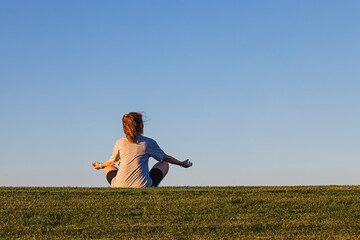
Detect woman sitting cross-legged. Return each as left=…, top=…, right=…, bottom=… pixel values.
left=92, top=112, right=192, bottom=188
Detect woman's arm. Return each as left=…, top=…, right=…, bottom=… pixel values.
left=92, top=140, right=120, bottom=170
left=92, top=159, right=115, bottom=170
left=163, top=153, right=192, bottom=168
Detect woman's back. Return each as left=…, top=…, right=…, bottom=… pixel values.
left=110, top=135, right=164, bottom=188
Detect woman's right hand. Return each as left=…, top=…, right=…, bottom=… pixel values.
left=182, top=159, right=193, bottom=168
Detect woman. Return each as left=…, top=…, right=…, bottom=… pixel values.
left=92, top=112, right=192, bottom=188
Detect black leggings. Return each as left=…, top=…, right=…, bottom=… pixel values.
left=149, top=168, right=164, bottom=187
left=106, top=168, right=164, bottom=187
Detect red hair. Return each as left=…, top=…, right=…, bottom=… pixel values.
left=122, top=112, right=143, bottom=143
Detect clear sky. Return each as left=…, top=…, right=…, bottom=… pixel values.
left=1, top=1, right=359, bottom=187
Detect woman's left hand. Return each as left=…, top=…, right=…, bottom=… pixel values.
left=92, top=162, right=101, bottom=170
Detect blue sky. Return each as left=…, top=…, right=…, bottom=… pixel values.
left=1, top=1, right=359, bottom=186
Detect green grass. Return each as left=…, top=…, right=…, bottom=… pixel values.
left=1, top=186, right=360, bottom=239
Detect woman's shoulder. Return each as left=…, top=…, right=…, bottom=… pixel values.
left=118, top=135, right=158, bottom=145
left=139, top=135, right=157, bottom=144
left=117, top=136, right=128, bottom=144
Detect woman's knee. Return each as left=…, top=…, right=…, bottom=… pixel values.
left=104, top=166, right=118, bottom=185
left=104, top=165, right=118, bottom=176
left=152, top=161, right=169, bottom=177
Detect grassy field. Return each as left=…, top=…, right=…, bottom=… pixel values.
left=1, top=186, right=360, bottom=239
